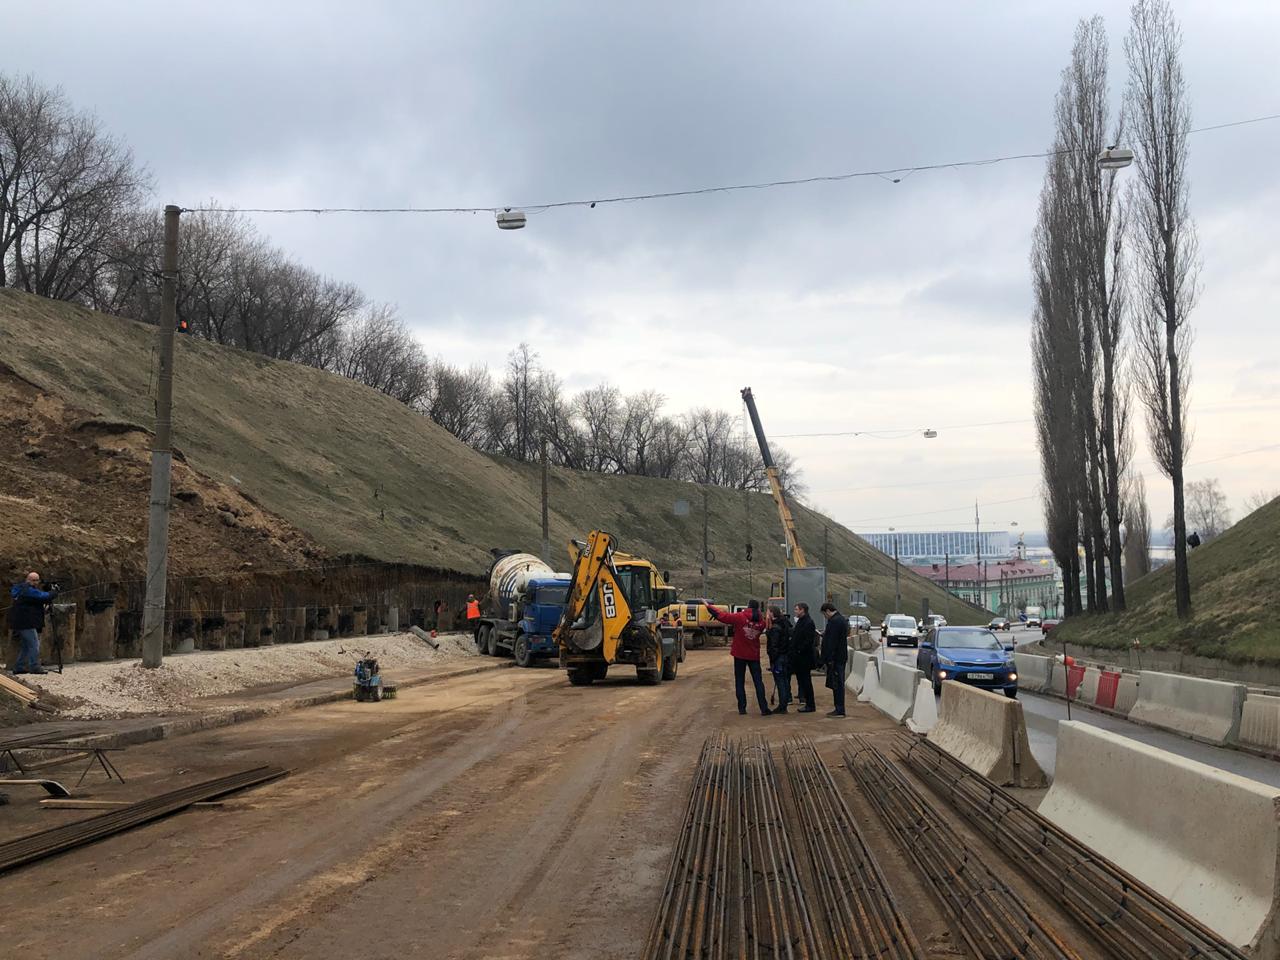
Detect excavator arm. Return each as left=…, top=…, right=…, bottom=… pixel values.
left=554, top=529, right=636, bottom=663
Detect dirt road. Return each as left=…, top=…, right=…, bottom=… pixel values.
left=2, top=650, right=1108, bottom=960
left=0, top=653, right=807, bottom=958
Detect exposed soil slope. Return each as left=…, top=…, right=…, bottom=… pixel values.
left=0, top=289, right=979, bottom=622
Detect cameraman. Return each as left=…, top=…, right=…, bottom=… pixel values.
left=8, top=571, right=57, bottom=675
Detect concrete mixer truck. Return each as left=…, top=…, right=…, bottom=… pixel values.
left=473, top=551, right=573, bottom=667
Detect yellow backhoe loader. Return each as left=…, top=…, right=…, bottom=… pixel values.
left=554, top=530, right=684, bottom=686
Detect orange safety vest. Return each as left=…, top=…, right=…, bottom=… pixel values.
left=466, top=599, right=481, bottom=620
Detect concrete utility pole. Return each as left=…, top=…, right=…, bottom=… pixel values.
left=974, top=501, right=982, bottom=612
left=540, top=437, right=550, bottom=564
left=141, top=204, right=181, bottom=669
left=891, top=529, right=900, bottom=613
left=944, top=552, right=951, bottom=617
left=701, top=486, right=709, bottom=598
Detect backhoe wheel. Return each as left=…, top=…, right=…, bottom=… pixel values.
left=687, top=629, right=706, bottom=650
left=513, top=635, right=533, bottom=668
left=637, top=667, right=661, bottom=686
left=567, top=668, right=594, bottom=686
left=590, top=662, right=609, bottom=682
left=661, top=648, right=678, bottom=681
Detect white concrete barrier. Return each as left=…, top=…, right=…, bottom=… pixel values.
left=1040, top=721, right=1280, bottom=956
left=1241, top=696, right=1280, bottom=754
left=847, top=650, right=875, bottom=695
left=906, top=679, right=938, bottom=734
left=871, top=659, right=921, bottom=724
left=1079, top=665, right=1101, bottom=704
left=1114, top=674, right=1139, bottom=715
left=1128, top=670, right=1246, bottom=745
left=857, top=658, right=880, bottom=703
left=1013, top=653, right=1053, bottom=693
left=927, top=681, right=1046, bottom=788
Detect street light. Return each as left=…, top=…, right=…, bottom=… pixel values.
left=1097, top=146, right=1134, bottom=170
left=495, top=208, right=527, bottom=230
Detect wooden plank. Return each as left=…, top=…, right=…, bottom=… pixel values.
left=0, top=674, right=38, bottom=703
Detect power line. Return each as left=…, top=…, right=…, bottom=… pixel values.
left=186, top=112, right=1280, bottom=218
left=776, top=418, right=1032, bottom=440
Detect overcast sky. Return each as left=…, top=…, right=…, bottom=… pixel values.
left=13, top=1, right=1280, bottom=538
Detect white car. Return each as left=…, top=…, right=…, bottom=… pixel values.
left=1026, top=615, right=1042, bottom=628
left=884, top=614, right=921, bottom=648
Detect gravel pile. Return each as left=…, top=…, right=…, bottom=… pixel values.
left=29, top=631, right=479, bottom=719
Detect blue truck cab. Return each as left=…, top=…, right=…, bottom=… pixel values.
left=474, top=577, right=571, bottom=668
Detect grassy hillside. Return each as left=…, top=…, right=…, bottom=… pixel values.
left=1056, top=496, right=1280, bottom=662
left=0, top=289, right=980, bottom=623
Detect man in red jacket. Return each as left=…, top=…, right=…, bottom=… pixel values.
left=705, top=599, right=772, bottom=716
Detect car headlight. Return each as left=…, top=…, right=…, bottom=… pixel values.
left=936, top=655, right=955, bottom=667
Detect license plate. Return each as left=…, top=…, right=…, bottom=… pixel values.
left=966, top=672, right=995, bottom=681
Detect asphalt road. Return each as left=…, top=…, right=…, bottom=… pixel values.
left=874, top=624, right=1280, bottom=786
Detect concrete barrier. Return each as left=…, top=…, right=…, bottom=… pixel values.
left=871, top=659, right=922, bottom=723
left=1114, top=673, right=1139, bottom=715
left=927, top=681, right=1046, bottom=788
left=1013, top=652, right=1053, bottom=693
left=857, top=658, right=880, bottom=703
left=848, top=651, right=875, bottom=695
left=1128, top=670, right=1246, bottom=745
left=906, top=679, right=938, bottom=734
left=1241, top=696, right=1280, bottom=754
left=1039, top=721, right=1280, bottom=955
left=1079, top=665, right=1101, bottom=704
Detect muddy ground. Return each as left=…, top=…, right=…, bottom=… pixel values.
left=0, top=651, right=1104, bottom=959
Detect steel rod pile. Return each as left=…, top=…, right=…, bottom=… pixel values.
left=643, top=734, right=734, bottom=960
left=780, top=737, right=924, bottom=959
left=736, top=734, right=822, bottom=960
left=893, top=733, right=1248, bottom=960
left=843, top=737, right=1081, bottom=960
left=0, top=765, right=287, bottom=873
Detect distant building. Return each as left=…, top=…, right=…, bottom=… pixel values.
left=862, top=530, right=1011, bottom=564
left=910, top=559, right=1059, bottom=616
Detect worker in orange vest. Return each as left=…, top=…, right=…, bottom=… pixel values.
left=466, top=594, right=481, bottom=630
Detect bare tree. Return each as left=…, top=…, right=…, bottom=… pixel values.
left=0, top=73, right=150, bottom=300
left=1125, top=0, right=1198, bottom=616
left=427, top=362, right=493, bottom=446
left=1244, top=490, right=1279, bottom=514
left=1122, top=472, right=1152, bottom=582
left=1171, top=478, right=1229, bottom=541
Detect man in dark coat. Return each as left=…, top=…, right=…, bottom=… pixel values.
left=8, top=571, right=56, bottom=675
left=765, top=606, right=793, bottom=714
left=789, top=602, right=817, bottom=713
left=819, top=602, right=849, bottom=717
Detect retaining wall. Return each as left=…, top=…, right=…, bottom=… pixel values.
left=1039, top=721, right=1280, bottom=957
left=926, top=680, right=1046, bottom=788
left=871, top=659, right=922, bottom=723
left=1128, top=670, right=1246, bottom=745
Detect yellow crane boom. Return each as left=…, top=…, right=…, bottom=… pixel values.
left=741, top=387, right=807, bottom=568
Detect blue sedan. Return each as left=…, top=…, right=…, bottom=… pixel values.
left=916, top=626, right=1018, bottom=698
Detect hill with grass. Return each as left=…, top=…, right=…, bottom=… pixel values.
left=1056, top=496, right=1280, bottom=662
left=0, top=288, right=982, bottom=624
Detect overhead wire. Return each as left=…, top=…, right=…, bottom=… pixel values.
left=185, top=112, right=1280, bottom=218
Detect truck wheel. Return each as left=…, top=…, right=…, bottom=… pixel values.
left=661, top=650, right=678, bottom=681
left=637, top=667, right=661, bottom=685
left=513, top=635, right=533, bottom=668
left=487, top=627, right=502, bottom=657
left=474, top=625, right=488, bottom=653
left=567, top=668, right=594, bottom=686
